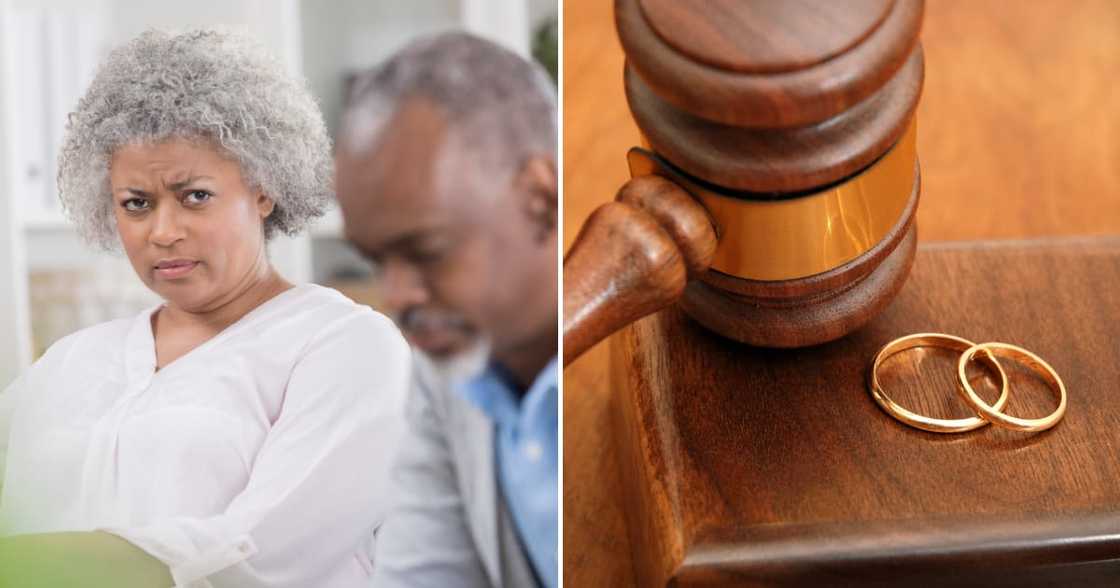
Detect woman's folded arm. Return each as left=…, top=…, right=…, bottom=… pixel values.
left=103, top=311, right=411, bottom=588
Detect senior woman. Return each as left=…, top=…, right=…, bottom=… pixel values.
left=0, top=30, right=409, bottom=588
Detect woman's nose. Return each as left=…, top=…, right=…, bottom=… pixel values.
left=149, top=203, right=186, bottom=247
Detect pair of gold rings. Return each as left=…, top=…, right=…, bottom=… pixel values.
left=869, top=333, right=1067, bottom=434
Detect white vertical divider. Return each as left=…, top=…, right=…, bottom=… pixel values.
left=0, top=0, right=34, bottom=385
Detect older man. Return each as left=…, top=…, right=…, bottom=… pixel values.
left=334, top=33, right=557, bottom=588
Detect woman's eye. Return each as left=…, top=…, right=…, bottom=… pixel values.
left=184, top=190, right=212, bottom=205
left=122, top=198, right=149, bottom=212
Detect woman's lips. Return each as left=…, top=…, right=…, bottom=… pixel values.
left=153, top=260, right=199, bottom=279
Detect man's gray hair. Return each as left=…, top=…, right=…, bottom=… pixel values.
left=58, top=29, right=333, bottom=249
left=341, top=31, right=557, bottom=176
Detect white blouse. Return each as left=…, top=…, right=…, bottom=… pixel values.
left=0, top=284, right=411, bottom=588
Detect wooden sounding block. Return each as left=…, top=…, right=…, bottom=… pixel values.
left=563, top=0, right=926, bottom=363
left=611, top=237, right=1120, bottom=586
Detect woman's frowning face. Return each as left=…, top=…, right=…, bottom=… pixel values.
left=109, top=138, right=275, bottom=312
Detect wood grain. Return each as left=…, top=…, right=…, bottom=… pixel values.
left=561, top=3, right=640, bottom=578
left=563, top=176, right=715, bottom=365
left=614, top=176, right=717, bottom=279
left=616, top=0, right=923, bottom=128
left=636, top=0, right=893, bottom=74
left=626, top=47, right=923, bottom=192
left=613, top=237, right=1120, bottom=586
left=563, top=0, right=1120, bottom=586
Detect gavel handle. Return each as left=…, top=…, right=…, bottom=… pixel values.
left=563, top=175, right=717, bottom=366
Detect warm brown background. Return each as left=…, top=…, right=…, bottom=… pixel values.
left=562, top=0, right=1120, bottom=585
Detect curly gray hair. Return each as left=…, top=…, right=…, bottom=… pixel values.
left=58, top=28, right=332, bottom=248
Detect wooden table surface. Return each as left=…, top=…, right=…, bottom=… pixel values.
left=562, top=1, right=1120, bottom=585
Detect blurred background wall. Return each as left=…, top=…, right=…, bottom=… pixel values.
left=0, top=0, right=558, bottom=386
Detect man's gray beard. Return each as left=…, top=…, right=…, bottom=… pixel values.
left=421, top=336, right=492, bottom=386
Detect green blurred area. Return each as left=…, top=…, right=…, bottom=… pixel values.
left=532, top=14, right=558, bottom=85
left=0, top=532, right=171, bottom=588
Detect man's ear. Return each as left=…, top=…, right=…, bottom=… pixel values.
left=516, top=156, right=557, bottom=243
left=257, top=192, right=276, bottom=219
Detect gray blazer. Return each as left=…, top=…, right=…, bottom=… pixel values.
left=370, top=354, right=538, bottom=588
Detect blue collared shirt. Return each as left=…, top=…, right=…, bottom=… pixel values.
left=461, top=357, right=558, bottom=588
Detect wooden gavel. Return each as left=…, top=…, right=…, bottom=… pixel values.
left=564, top=0, right=925, bottom=365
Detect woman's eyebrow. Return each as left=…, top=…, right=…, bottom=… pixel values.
left=165, top=176, right=215, bottom=191
left=114, top=176, right=215, bottom=196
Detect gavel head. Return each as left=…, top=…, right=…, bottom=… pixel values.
left=615, top=0, right=924, bottom=347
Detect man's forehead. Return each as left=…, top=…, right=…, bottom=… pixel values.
left=342, top=100, right=442, bottom=186
left=338, top=98, right=480, bottom=219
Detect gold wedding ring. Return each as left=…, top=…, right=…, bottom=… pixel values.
left=957, top=342, right=1068, bottom=433
left=869, top=334, right=1068, bottom=435
left=869, top=333, right=1009, bottom=433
